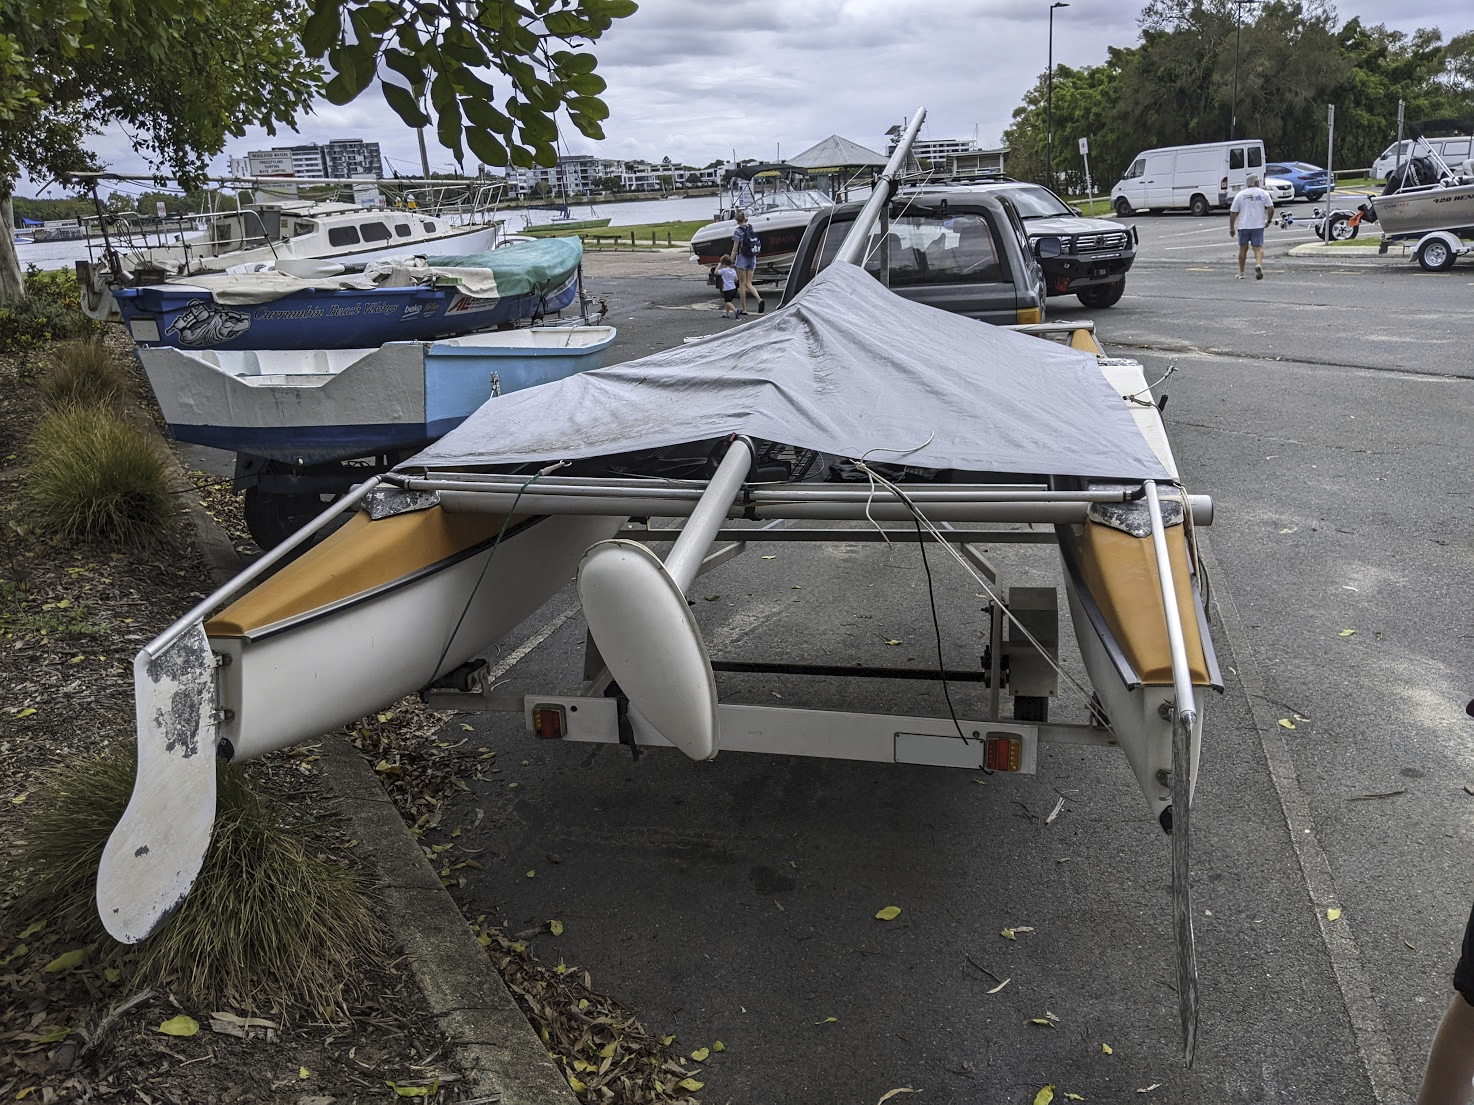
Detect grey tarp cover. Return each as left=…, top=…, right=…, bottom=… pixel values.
left=401, top=262, right=1172, bottom=481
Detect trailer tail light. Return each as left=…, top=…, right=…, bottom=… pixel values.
left=986, top=734, right=1023, bottom=772
left=532, top=703, right=566, bottom=739
left=1016, top=307, right=1042, bottom=325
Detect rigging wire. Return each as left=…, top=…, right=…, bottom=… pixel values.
left=429, top=462, right=568, bottom=684
left=854, top=458, right=1115, bottom=731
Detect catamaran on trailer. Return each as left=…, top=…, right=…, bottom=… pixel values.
left=98, top=110, right=1214, bottom=1062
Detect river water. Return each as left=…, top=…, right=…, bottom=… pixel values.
left=14, top=193, right=730, bottom=272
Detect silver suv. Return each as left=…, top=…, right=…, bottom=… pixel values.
left=906, top=178, right=1137, bottom=308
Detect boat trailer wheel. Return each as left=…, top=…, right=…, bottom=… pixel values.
left=1416, top=237, right=1456, bottom=272
left=242, top=487, right=339, bottom=551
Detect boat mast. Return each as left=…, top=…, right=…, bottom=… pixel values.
left=830, top=108, right=926, bottom=268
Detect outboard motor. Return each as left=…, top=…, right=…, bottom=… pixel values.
left=1383, top=155, right=1444, bottom=195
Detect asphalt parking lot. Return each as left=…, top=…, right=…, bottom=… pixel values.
left=429, top=235, right=1473, bottom=1103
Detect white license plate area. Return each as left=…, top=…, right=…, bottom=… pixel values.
left=130, top=317, right=161, bottom=343
left=894, top=727, right=1038, bottom=773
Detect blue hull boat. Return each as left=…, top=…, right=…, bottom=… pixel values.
left=135, top=326, right=617, bottom=466
left=114, top=238, right=584, bottom=351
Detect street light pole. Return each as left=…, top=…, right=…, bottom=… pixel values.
left=1046, top=1, right=1069, bottom=186
left=1230, top=0, right=1261, bottom=141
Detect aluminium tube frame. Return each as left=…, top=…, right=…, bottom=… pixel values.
left=1144, top=478, right=1200, bottom=1065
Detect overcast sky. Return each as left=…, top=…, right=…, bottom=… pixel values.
left=31, top=0, right=1474, bottom=194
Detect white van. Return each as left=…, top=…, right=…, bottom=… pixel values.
left=1110, top=139, right=1268, bottom=217
left=1371, top=136, right=1474, bottom=181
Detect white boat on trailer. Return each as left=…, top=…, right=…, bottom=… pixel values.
left=99, top=110, right=1215, bottom=1062
left=76, top=174, right=510, bottom=321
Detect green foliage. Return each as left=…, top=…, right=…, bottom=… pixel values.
left=0, top=268, right=93, bottom=351
left=40, top=338, right=129, bottom=414
left=5, top=742, right=381, bottom=1012
left=23, top=406, right=174, bottom=547
left=1003, top=2, right=1474, bottom=189
left=304, top=0, right=639, bottom=170
left=0, top=0, right=321, bottom=192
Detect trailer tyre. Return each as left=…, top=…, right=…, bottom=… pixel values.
left=1189, top=193, right=1211, bottom=217
left=243, top=488, right=336, bottom=551
left=1326, top=214, right=1357, bottom=241
left=1113, top=197, right=1134, bottom=217
left=1416, top=237, right=1457, bottom=272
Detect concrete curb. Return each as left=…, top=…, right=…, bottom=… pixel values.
left=152, top=421, right=577, bottom=1104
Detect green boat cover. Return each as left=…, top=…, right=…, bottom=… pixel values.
left=425, top=237, right=582, bottom=298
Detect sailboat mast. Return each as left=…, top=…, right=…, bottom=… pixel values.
left=830, top=108, right=926, bottom=268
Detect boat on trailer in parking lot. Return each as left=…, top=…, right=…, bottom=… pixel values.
left=97, top=109, right=1217, bottom=1063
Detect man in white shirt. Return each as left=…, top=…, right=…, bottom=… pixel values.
left=1228, top=173, right=1274, bottom=280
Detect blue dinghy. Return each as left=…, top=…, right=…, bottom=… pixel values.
left=114, top=238, right=584, bottom=351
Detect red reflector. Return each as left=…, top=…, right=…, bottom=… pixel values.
left=986, top=736, right=1021, bottom=772
left=534, top=707, right=564, bottom=740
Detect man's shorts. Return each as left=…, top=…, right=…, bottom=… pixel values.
left=1454, top=900, right=1474, bottom=1006
left=1238, top=227, right=1265, bottom=248
left=734, top=254, right=756, bottom=270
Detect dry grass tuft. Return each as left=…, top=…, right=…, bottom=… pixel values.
left=39, top=338, right=130, bottom=413
left=5, top=742, right=382, bottom=1015
left=23, top=405, right=174, bottom=546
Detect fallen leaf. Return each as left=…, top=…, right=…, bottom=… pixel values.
left=38, top=1027, right=69, bottom=1044
left=157, top=1015, right=199, bottom=1037
left=1001, top=925, right=1035, bottom=940
left=1327, top=907, right=1343, bottom=921
left=1339, top=629, right=1356, bottom=637
left=704, top=595, right=721, bottom=601
left=103, top=967, right=120, bottom=983
left=1102, top=1043, right=1114, bottom=1054
left=565, top=1076, right=587, bottom=1094
left=713, top=1040, right=726, bottom=1052
left=526, top=870, right=535, bottom=878
left=548, top=919, right=564, bottom=936
left=0, top=945, right=27, bottom=966
left=691, top=1047, right=710, bottom=1061
left=886, top=638, right=903, bottom=646
left=815, top=1016, right=838, bottom=1024
left=460, top=724, right=474, bottom=731
left=1034, top=1087, right=1055, bottom=1105
left=986, top=978, right=1012, bottom=995
left=377, top=711, right=394, bottom=722
left=1046, top=797, right=1065, bottom=823
left=299, top=1067, right=310, bottom=1079
left=875, top=906, right=902, bottom=921
left=42, top=949, right=84, bottom=973
left=1066, top=1095, right=1086, bottom=1101
left=678, top=1079, right=704, bottom=1091
left=1030, top=1018, right=1057, bottom=1028
left=876, top=1092, right=917, bottom=1105
left=1278, top=718, right=1296, bottom=730
left=761, top=555, right=776, bottom=560
left=14, top=707, right=37, bottom=719
left=1136, top=1084, right=1161, bottom=1094
left=386, top=1080, right=440, bottom=1098
left=1406, top=941, right=1417, bottom=951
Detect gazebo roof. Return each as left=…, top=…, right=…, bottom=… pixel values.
left=786, top=135, right=889, bottom=171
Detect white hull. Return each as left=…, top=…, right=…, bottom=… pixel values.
left=1065, top=574, right=1203, bottom=824
left=215, top=512, right=622, bottom=760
